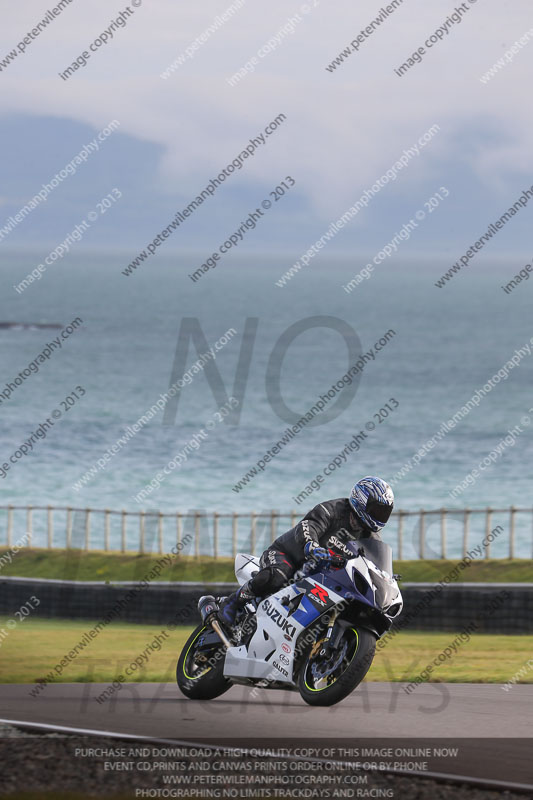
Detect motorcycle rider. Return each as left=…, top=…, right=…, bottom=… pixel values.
left=219, top=476, right=394, bottom=628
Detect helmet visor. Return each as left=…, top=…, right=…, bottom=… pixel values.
left=366, top=497, right=393, bottom=524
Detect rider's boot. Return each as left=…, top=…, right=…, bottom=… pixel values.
left=218, top=581, right=255, bottom=628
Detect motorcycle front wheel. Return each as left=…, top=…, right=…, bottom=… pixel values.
left=177, top=623, right=232, bottom=700
left=298, top=626, right=375, bottom=706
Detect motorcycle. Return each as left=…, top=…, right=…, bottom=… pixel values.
left=177, top=538, right=402, bottom=707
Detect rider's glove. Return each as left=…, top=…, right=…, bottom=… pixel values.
left=330, top=555, right=347, bottom=569
left=304, top=542, right=330, bottom=561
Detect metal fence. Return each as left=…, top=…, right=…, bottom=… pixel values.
left=0, top=505, right=532, bottom=560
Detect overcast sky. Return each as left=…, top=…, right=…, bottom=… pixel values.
left=1, top=0, right=532, bottom=258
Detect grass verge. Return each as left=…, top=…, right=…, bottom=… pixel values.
left=0, top=617, right=531, bottom=685
left=1, top=548, right=532, bottom=583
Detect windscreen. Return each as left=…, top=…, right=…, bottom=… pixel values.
left=358, top=537, right=394, bottom=576
left=340, top=537, right=394, bottom=575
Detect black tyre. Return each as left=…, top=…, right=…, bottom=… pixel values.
left=298, top=626, right=375, bottom=707
left=177, top=624, right=232, bottom=700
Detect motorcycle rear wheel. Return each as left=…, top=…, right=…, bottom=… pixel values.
left=177, top=623, right=232, bottom=700
left=298, top=626, right=375, bottom=706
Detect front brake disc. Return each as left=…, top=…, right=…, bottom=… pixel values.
left=310, top=640, right=348, bottom=680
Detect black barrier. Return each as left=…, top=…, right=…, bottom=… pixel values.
left=0, top=577, right=532, bottom=632
left=0, top=577, right=234, bottom=626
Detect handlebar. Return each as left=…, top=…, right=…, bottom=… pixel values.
left=294, top=554, right=347, bottom=581
left=293, top=560, right=317, bottom=580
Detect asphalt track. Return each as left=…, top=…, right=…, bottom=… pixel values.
left=1, top=682, right=532, bottom=787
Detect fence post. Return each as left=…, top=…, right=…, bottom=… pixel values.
left=397, top=511, right=404, bottom=561
left=509, top=506, right=516, bottom=559
left=213, top=512, right=219, bottom=559
left=66, top=507, right=72, bottom=549
left=84, top=509, right=91, bottom=551
left=232, top=513, right=238, bottom=559
left=176, top=513, right=182, bottom=549
left=462, top=509, right=470, bottom=558
left=251, top=512, right=256, bottom=555
left=26, top=506, right=33, bottom=548
left=158, top=513, right=164, bottom=554
left=195, top=512, right=201, bottom=558
left=121, top=510, right=127, bottom=552
left=139, top=512, right=145, bottom=554
left=47, top=506, right=53, bottom=549
left=270, top=511, right=277, bottom=545
left=16, top=505, right=522, bottom=559
left=419, top=510, right=425, bottom=559
left=7, top=505, right=13, bottom=548
left=104, top=510, right=110, bottom=552
left=440, top=509, right=446, bottom=560
left=291, top=510, right=297, bottom=527
left=485, top=508, right=493, bottom=559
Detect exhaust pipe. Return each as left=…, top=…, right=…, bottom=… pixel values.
left=198, top=595, right=217, bottom=621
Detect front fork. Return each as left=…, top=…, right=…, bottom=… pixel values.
left=210, top=618, right=232, bottom=650
left=310, top=608, right=340, bottom=659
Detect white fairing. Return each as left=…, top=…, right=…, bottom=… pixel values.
left=234, top=553, right=260, bottom=586
left=223, top=590, right=299, bottom=683
left=223, top=578, right=345, bottom=684
left=223, top=551, right=402, bottom=684
left=348, top=553, right=403, bottom=619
